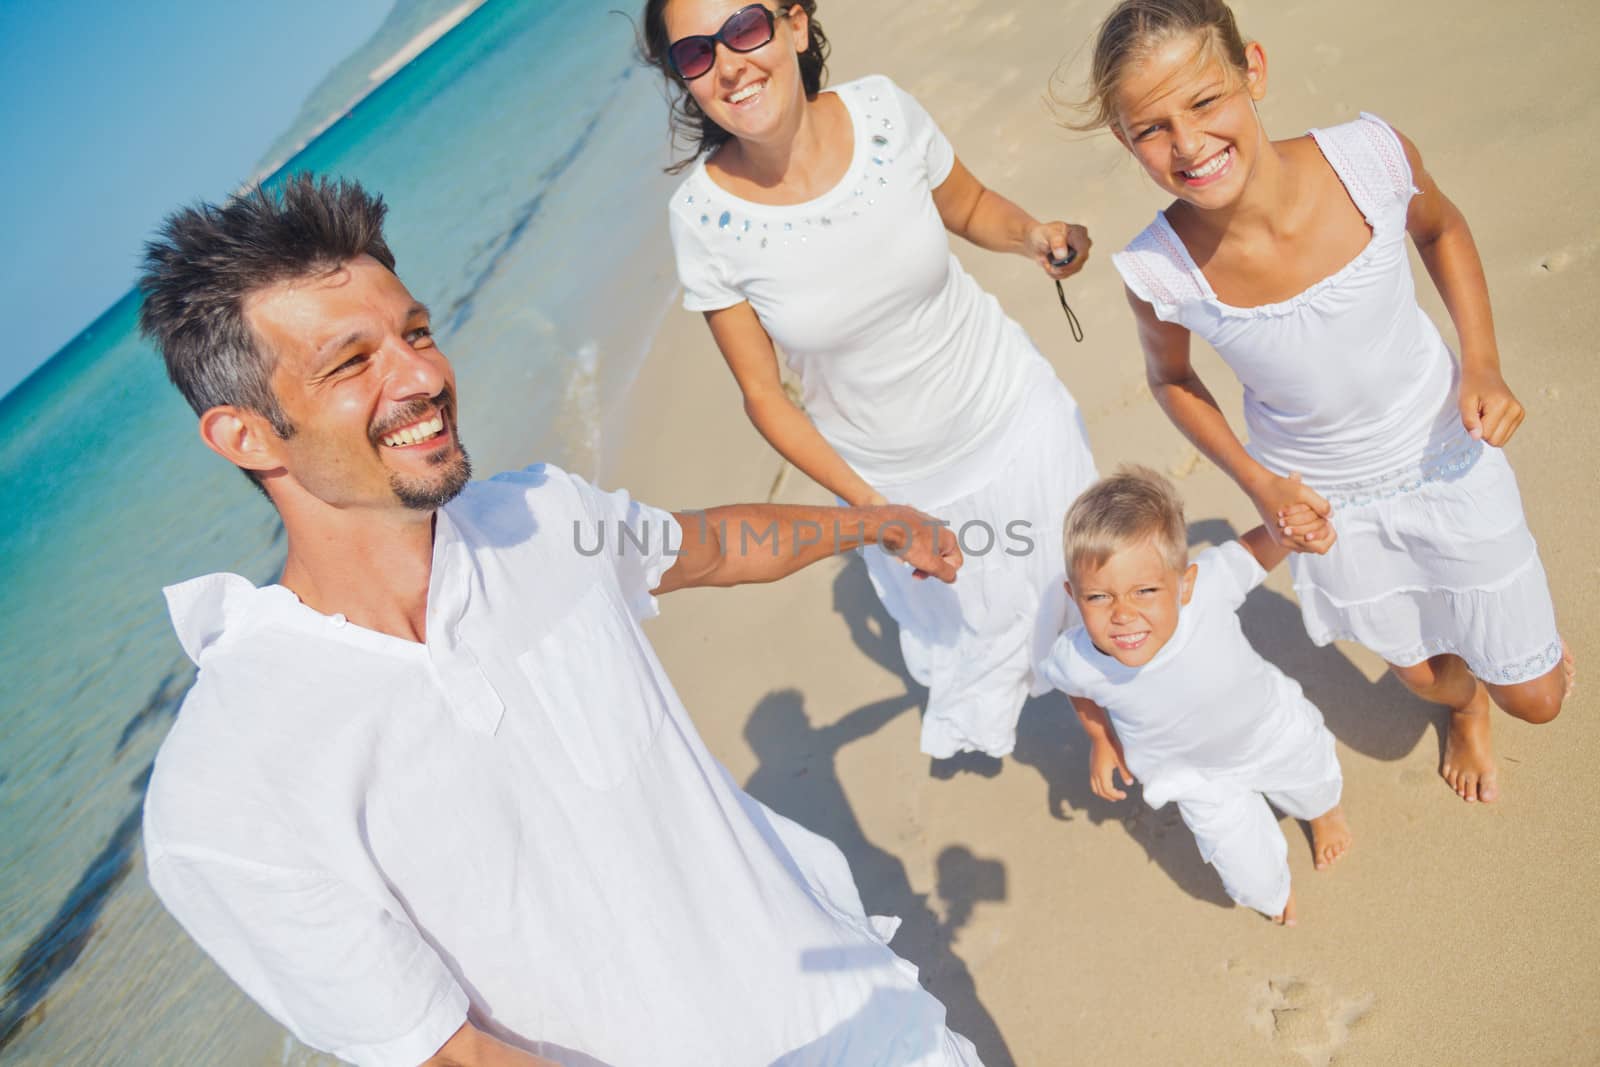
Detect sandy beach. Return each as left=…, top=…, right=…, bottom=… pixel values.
left=606, top=0, right=1600, bottom=1062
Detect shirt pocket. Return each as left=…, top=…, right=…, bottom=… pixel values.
left=516, top=583, right=667, bottom=790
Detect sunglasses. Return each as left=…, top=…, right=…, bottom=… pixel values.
left=667, top=4, right=792, bottom=82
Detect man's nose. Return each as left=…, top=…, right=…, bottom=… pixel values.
left=383, top=337, right=448, bottom=399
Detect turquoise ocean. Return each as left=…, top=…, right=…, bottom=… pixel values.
left=0, top=2, right=681, bottom=1060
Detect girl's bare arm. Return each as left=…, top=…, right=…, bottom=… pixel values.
left=1394, top=128, right=1524, bottom=446
left=1130, top=287, right=1335, bottom=553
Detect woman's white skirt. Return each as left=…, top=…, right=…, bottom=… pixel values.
left=864, top=368, right=1097, bottom=758
left=1292, top=435, right=1562, bottom=685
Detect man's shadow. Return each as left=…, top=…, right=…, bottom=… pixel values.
left=743, top=685, right=1016, bottom=1066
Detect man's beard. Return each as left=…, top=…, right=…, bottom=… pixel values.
left=390, top=441, right=472, bottom=510
left=369, top=388, right=472, bottom=510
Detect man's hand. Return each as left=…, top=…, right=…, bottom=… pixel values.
left=872, top=504, right=963, bottom=583
left=1459, top=367, right=1525, bottom=446
left=1089, top=736, right=1135, bottom=802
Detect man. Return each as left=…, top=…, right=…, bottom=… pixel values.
left=138, top=176, right=980, bottom=1066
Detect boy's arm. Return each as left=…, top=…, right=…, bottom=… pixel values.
left=1070, top=696, right=1135, bottom=802
left=1237, top=524, right=1291, bottom=574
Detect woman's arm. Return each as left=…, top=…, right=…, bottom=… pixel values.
left=1130, top=287, right=1335, bottom=553
left=705, top=302, right=885, bottom=506
left=1394, top=128, right=1525, bottom=446
left=931, top=157, right=1091, bottom=280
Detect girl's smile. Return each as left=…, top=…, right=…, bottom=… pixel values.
left=1113, top=37, right=1269, bottom=210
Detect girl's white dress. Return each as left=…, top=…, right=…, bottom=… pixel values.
left=1112, top=113, right=1561, bottom=684
left=669, top=74, right=1097, bottom=757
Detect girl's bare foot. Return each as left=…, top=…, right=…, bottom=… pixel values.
left=1441, top=684, right=1499, bottom=803
left=1273, top=889, right=1297, bottom=927
left=1309, top=807, right=1352, bottom=870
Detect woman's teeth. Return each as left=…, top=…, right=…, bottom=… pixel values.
left=729, top=80, right=765, bottom=105
left=382, top=415, right=445, bottom=448
left=1182, top=149, right=1230, bottom=180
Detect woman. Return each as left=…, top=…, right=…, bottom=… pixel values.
left=644, top=0, right=1099, bottom=760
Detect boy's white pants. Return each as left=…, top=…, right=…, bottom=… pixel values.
left=1172, top=715, right=1342, bottom=917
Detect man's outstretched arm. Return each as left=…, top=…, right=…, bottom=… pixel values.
left=655, top=503, right=962, bottom=594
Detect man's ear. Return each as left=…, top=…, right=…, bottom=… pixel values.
left=1179, top=562, right=1199, bottom=606
left=198, top=406, right=286, bottom=476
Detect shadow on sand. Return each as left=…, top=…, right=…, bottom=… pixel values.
left=739, top=557, right=1017, bottom=1065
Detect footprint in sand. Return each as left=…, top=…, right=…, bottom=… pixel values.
left=1538, top=250, right=1573, bottom=273
left=1169, top=446, right=1203, bottom=479
left=1247, top=975, right=1375, bottom=1066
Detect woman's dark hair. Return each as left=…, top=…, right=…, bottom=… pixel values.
left=639, top=2, right=829, bottom=173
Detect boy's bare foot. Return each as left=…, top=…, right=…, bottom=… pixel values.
left=1309, top=807, right=1352, bottom=870
left=1273, top=889, right=1297, bottom=927
left=1441, top=685, right=1498, bottom=803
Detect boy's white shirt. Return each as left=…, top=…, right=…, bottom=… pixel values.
left=1041, top=541, right=1314, bottom=807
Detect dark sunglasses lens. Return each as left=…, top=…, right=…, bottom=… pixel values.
left=670, top=37, right=715, bottom=79
left=724, top=6, right=774, bottom=51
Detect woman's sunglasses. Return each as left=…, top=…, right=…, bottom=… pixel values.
left=668, top=4, right=791, bottom=82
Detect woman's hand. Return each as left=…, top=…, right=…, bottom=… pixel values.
left=1459, top=366, right=1525, bottom=446
left=1026, top=221, right=1092, bottom=279
left=1249, top=472, right=1337, bottom=555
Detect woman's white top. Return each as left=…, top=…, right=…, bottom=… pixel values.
left=668, top=74, right=1050, bottom=490
left=1040, top=543, right=1321, bottom=808
left=1112, top=113, right=1460, bottom=485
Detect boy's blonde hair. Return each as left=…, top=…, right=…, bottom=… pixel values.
left=1060, top=0, right=1250, bottom=133
left=1063, top=466, right=1189, bottom=581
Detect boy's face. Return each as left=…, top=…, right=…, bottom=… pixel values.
left=1067, top=539, right=1197, bottom=669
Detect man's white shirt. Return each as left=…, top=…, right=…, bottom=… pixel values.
left=145, top=466, right=974, bottom=1066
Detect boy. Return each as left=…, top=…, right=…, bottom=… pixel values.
left=1041, top=467, right=1352, bottom=925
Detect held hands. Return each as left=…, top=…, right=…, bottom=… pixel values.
left=1027, top=221, right=1092, bottom=280
left=871, top=504, right=963, bottom=584
left=1089, top=736, right=1136, bottom=802
left=1459, top=367, right=1525, bottom=446
left=1251, top=473, right=1337, bottom=555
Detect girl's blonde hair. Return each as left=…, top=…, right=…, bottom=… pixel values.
left=1062, top=466, right=1190, bottom=581
left=1062, top=0, right=1250, bottom=133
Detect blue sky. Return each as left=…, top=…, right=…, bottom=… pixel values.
left=0, top=0, right=396, bottom=398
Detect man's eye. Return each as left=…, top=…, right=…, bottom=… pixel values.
left=409, top=326, right=434, bottom=346
left=333, top=355, right=367, bottom=375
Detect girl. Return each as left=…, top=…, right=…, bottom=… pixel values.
left=643, top=1, right=1099, bottom=760
left=1073, top=0, right=1570, bottom=803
